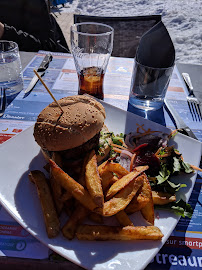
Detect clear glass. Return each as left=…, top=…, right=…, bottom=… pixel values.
left=0, top=41, right=23, bottom=117
left=71, top=22, right=114, bottom=100
left=129, top=59, right=174, bottom=111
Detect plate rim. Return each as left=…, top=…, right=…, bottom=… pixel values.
left=0, top=101, right=201, bottom=270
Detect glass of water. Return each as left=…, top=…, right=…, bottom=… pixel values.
left=129, top=58, right=174, bottom=111
left=0, top=41, right=23, bottom=117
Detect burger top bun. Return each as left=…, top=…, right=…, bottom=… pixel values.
left=34, top=95, right=106, bottom=151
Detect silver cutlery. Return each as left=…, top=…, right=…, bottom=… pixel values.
left=24, top=54, right=53, bottom=95
left=182, top=72, right=202, bottom=122
left=164, top=98, right=197, bottom=140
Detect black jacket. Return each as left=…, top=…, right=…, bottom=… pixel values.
left=0, top=0, right=70, bottom=53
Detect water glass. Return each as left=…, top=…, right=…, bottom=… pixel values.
left=129, top=59, right=174, bottom=110
left=71, top=22, right=114, bottom=100
left=0, top=41, right=23, bottom=117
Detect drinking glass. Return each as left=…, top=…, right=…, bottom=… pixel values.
left=129, top=59, right=174, bottom=110
left=71, top=22, right=114, bottom=100
left=0, top=41, right=23, bottom=117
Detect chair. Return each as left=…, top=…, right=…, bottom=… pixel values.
left=74, top=15, right=162, bottom=58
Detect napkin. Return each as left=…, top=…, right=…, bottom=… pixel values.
left=136, top=21, right=175, bottom=68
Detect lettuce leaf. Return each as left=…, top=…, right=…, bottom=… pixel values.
left=111, top=133, right=124, bottom=145
left=181, top=160, right=194, bottom=173
left=156, top=165, right=171, bottom=184
left=173, top=157, right=181, bottom=173
left=166, top=181, right=187, bottom=194
left=171, top=199, right=193, bottom=218
left=155, top=199, right=193, bottom=218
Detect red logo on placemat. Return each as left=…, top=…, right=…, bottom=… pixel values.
left=12, top=129, right=22, bottom=133
left=0, top=134, right=14, bottom=144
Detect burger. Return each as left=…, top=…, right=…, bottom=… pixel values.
left=33, top=95, right=112, bottom=175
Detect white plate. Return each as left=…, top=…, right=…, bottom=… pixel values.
left=0, top=102, right=201, bottom=270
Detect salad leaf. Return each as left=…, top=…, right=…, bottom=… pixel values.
left=181, top=160, right=194, bottom=173
left=152, top=179, right=187, bottom=195
left=158, top=148, right=166, bottom=156
left=111, top=133, right=124, bottom=145
left=155, top=199, right=193, bottom=218
left=114, top=131, right=195, bottom=218
left=173, top=157, right=181, bottom=173
left=97, top=149, right=105, bottom=156
left=171, top=199, right=193, bottom=218
left=166, top=181, right=187, bottom=194
left=152, top=157, right=188, bottom=194
left=156, top=165, right=171, bottom=184
left=155, top=151, right=193, bottom=192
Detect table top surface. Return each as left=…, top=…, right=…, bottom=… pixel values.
left=0, top=51, right=201, bottom=270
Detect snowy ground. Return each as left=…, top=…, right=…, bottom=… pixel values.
left=56, top=0, right=202, bottom=65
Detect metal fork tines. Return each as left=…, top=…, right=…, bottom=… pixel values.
left=182, top=72, right=202, bottom=121
left=187, top=95, right=202, bottom=121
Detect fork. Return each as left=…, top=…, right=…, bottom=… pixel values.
left=182, top=72, right=202, bottom=121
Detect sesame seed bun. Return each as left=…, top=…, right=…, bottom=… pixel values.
left=33, top=95, right=106, bottom=152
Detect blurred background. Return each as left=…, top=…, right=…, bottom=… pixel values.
left=50, top=0, right=202, bottom=65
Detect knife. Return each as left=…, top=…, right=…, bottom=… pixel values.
left=24, top=54, right=53, bottom=94
left=164, top=98, right=198, bottom=140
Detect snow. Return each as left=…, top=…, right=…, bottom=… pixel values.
left=60, top=0, right=202, bottom=65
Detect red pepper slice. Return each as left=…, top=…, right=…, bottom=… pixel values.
left=132, top=143, right=148, bottom=153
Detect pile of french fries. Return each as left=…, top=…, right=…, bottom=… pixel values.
left=29, top=149, right=164, bottom=241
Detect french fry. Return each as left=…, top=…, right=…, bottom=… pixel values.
left=152, top=191, right=176, bottom=205
left=106, top=171, right=137, bottom=200
left=140, top=173, right=154, bottom=225
left=99, top=166, right=118, bottom=191
left=106, top=166, right=148, bottom=200
left=76, top=225, right=163, bottom=241
left=29, top=170, right=60, bottom=238
left=85, top=150, right=104, bottom=208
left=49, top=174, right=64, bottom=214
left=99, top=174, right=144, bottom=216
left=98, top=161, right=129, bottom=178
left=116, top=210, right=134, bottom=226
left=134, top=165, right=149, bottom=173
left=98, top=161, right=129, bottom=192
left=108, top=162, right=129, bottom=177
left=77, top=154, right=89, bottom=187
left=49, top=159, right=99, bottom=212
left=102, top=173, right=119, bottom=192
left=98, top=161, right=113, bottom=191
left=62, top=203, right=89, bottom=240
left=125, top=193, right=150, bottom=214
left=98, top=160, right=109, bottom=173
left=49, top=151, right=66, bottom=214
